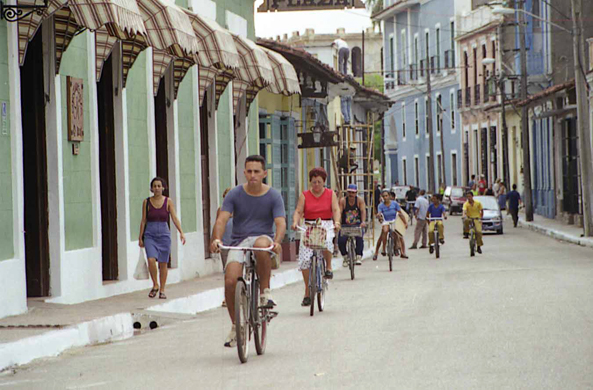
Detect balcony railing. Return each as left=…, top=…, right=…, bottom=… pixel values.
left=484, top=83, right=490, bottom=103
left=397, top=70, right=405, bottom=85
left=457, top=89, right=463, bottom=108
left=444, top=49, right=455, bottom=69
left=475, top=84, right=481, bottom=105
left=430, top=56, right=436, bottom=74
left=465, top=86, right=471, bottom=107
left=420, top=59, right=426, bottom=77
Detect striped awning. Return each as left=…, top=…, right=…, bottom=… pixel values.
left=198, top=66, right=234, bottom=108
left=231, top=34, right=274, bottom=113
left=260, top=46, right=301, bottom=96
left=182, top=10, right=240, bottom=70
left=136, top=0, right=199, bottom=95
left=17, top=0, right=148, bottom=77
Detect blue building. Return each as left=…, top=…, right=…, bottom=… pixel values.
left=374, top=0, right=462, bottom=190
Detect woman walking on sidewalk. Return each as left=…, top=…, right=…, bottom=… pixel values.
left=139, top=177, right=186, bottom=299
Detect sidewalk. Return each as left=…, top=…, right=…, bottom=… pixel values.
left=512, top=211, right=593, bottom=249
left=0, top=247, right=374, bottom=372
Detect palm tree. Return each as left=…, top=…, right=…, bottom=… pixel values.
left=366, top=0, right=384, bottom=31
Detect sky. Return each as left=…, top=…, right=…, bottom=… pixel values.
left=254, top=0, right=374, bottom=39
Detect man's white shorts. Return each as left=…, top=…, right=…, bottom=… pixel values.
left=225, top=235, right=279, bottom=270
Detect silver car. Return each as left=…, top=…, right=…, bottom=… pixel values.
left=474, top=196, right=504, bottom=234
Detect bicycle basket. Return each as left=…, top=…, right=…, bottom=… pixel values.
left=341, top=226, right=362, bottom=237
left=302, top=225, right=327, bottom=250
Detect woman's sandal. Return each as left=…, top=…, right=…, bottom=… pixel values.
left=373, top=254, right=378, bottom=261
left=401, top=254, right=409, bottom=259
left=381, top=251, right=387, bottom=256
left=148, top=288, right=159, bottom=298
left=301, top=297, right=311, bottom=306
left=159, top=292, right=167, bottom=299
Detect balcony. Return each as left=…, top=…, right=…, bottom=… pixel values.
left=475, top=84, right=481, bottom=105
left=397, top=70, right=405, bottom=85
left=457, top=89, right=463, bottom=108
left=444, top=50, right=455, bottom=69
left=420, top=59, right=426, bottom=77
left=430, top=56, right=436, bottom=75
left=484, top=83, right=490, bottom=103
left=465, top=86, right=471, bottom=107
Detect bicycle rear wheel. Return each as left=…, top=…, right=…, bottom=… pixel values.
left=318, top=256, right=326, bottom=312
left=253, top=279, right=267, bottom=356
left=387, top=234, right=394, bottom=272
left=348, top=239, right=355, bottom=280
left=435, top=231, right=440, bottom=259
left=235, top=280, right=250, bottom=363
left=309, top=256, right=316, bottom=317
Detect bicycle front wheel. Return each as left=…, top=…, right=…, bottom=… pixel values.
left=309, top=256, right=317, bottom=317
left=470, top=231, right=476, bottom=257
left=235, top=280, right=250, bottom=363
left=435, top=232, right=440, bottom=259
left=253, top=279, right=267, bottom=356
left=387, top=234, right=394, bottom=272
left=348, top=239, right=355, bottom=280
left=318, top=257, right=326, bottom=312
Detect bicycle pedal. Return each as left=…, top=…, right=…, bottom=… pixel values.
left=268, top=311, right=278, bottom=319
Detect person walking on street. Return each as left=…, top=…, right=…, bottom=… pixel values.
left=478, top=175, right=487, bottom=195
left=507, top=184, right=522, bottom=227
left=139, top=177, right=186, bottom=300
left=409, top=190, right=429, bottom=249
left=497, top=181, right=507, bottom=211
left=468, top=174, right=476, bottom=191
left=338, top=184, right=367, bottom=267
left=210, top=155, right=286, bottom=347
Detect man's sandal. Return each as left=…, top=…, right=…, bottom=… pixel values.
left=148, top=288, right=159, bottom=298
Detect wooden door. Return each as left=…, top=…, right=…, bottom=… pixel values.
left=200, top=93, right=211, bottom=258
left=21, top=30, right=50, bottom=297
left=97, top=55, right=118, bottom=280
left=154, top=80, right=169, bottom=196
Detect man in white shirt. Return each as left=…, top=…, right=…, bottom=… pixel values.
left=332, top=38, right=350, bottom=74
left=410, top=190, right=429, bottom=249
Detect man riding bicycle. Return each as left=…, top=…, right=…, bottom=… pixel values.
left=427, top=194, right=447, bottom=253
left=338, top=184, right=367, bottom=267
left=210, top=155, right=286, bottom=348
left=462, top=191, right=484, bottom=254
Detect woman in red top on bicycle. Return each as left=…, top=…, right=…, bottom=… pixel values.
left=292, top=167, right=341, bottom=307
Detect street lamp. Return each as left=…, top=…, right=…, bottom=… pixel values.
left=0, top=0, right=48, bottom=22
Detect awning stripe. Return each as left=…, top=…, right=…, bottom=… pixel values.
left=95, top=27, right=118, bottom=81
left=198, top=65, right=233, bottom=108
left=260, top=46, right=301, bottom=96
left=182, top=9, right=240, bottom=70
left=231, top=35, right=274, bottom=113
left=137, top=0, right=198, bottom=57
left=68, top=0, right=146, bottom=38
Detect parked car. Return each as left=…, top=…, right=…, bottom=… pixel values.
left=443, top=186, right=468, bottom=215
left=474, top=196, right=503, bottom=234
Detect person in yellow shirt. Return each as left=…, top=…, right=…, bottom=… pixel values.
left=462, top=191, right=484, bottom=253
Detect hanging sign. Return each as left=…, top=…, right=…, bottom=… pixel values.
left=257, top=0, right=365, bottom=12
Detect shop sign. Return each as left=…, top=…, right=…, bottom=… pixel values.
left=257, top=0, right=365, bottom=12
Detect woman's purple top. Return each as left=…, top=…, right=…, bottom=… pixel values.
left=147, top=197, right=169, bottom=222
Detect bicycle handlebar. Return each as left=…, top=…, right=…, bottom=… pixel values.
left=217, top=244, right=275, bottom=252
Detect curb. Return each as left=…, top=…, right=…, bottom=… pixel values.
left=0, top=250, right=375, bottom=372
left=0, top=313, right=134, bottom=372
left=517, top=218, right=593, bottom=249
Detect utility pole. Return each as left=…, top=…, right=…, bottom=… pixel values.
left=498, top=23, right=511, bottom=190
left=571, top=0, right=593, bottom=236
left=519, top=0, right=534, bottom=221
left=437, top=97, right=446, bottom=186
left=426, top=60, right=436, bottom=193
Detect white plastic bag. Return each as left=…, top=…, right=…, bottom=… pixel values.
left=133, top=249, right=149, bottom=280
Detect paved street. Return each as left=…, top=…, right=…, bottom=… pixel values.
left=2, top=216, right=593, bottom=390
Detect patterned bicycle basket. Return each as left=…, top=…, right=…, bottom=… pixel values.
left=341, top=226, right=362, bottom=237
left=302, top=225, right=327, bottom=250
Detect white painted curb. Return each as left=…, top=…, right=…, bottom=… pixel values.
left=0, top=313, right=134, bottom=372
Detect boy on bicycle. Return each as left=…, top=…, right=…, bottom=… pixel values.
left=427, top=194, right=447, bottom=253
left=462, top=191, right=484, bottom=253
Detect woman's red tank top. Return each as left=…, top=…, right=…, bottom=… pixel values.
left=303, top=188, right=333, bottom=220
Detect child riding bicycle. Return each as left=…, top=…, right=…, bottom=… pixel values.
left=462, top=191, right=484, bottom=254
left=427, top=194, right=447, bottom=249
